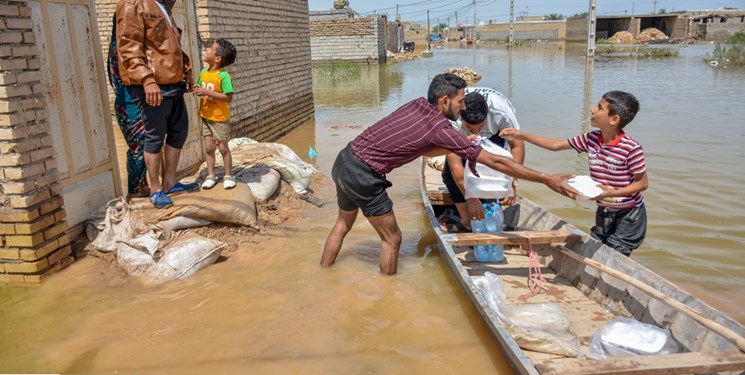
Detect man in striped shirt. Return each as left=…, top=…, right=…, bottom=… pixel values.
left=320, top=73, right=578, bottom=275
left=500, top=91, right=648, bottom=256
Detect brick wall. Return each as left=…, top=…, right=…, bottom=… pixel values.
left=96, top=0, right=315, bottom=144
left=0, top=0, right=73, bottom=283
left=478, top=21, right=566, bottom=41
left=566, top=17, right=588, bottom=41
left=309, top=17, right=386, bottom=62
left=196, top=0, right=314, bottom=141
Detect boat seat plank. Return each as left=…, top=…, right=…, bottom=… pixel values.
left=450, top=230, right=583, bottom=246
left=535, top=350, right=745, bottom=375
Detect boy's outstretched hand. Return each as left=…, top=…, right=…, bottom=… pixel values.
left=499, top=128, right=521, bottom=141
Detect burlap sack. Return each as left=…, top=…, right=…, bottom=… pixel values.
left=130, top=183, right=257, bottom=228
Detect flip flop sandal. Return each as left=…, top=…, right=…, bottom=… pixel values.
left=440, top=222, right=470, bottom=233
left=201, top=176, right=218, bottom=189
left=223, top=175, right=236, bottom=190
left=167, top=181, right=200, bottom=195
left=149, top=191, right=173, bottom=209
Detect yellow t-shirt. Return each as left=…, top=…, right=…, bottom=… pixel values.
left=196, top=68, right=234, bottom=122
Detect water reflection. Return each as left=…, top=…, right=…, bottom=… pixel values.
left=312, top=63, right=403, bottom=108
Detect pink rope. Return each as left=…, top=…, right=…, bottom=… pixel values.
left=519, top=232, right=545, bottom=301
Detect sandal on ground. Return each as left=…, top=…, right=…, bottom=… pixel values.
left=202, top=175, right=218, bottom=189
left=223, top=175, right=236, bottom=190
left=166, top=181, right=199, bottom=195
left=439, top=222, right=470, bottom=233
left=149, top=191, right=173, bottom=209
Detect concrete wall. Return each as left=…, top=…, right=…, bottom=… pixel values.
left=699, top=19, right=745, bottom=41
left=309, top=17, right=386, bottom=63
left=0, top=1, right=73, bottom=282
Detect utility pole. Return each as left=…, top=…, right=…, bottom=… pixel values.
left=509, top=0, right=514, bottom=46
left=653, top=0, right=658, bottom=13
left=632, top=2, right=635, bottom=16
left=472, top=0, right=476, bottom=40
left=587, top=0, right=596, bottom=58
left=455, top=11, right=459, bottom=39
left=427, top=10, right=431, bottom=51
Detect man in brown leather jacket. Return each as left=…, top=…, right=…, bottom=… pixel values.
left=116, top=0, right=196, bottom=208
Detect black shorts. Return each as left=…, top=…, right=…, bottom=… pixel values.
left=591, top=203, right=647, bottom=256
left=332, top=144, right=393, bottom=217
left=129, top=84, right=189, bottom=153
left=441, top=159, right=467, bottom=203
left=442, top=133, right=507, bottom=204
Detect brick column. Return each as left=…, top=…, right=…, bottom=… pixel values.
left=0, top=1, right=72, bottom=283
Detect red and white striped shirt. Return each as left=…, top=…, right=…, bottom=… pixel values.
left=568, top=130, right=646, bottom=209
left=351, top=97, right=482, bottom=175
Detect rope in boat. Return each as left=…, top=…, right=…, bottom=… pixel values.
left=519, top=232, right=545, bottom=301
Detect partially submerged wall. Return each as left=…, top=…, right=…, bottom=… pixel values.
left=309, top=17, right=386, bottom=63
left=1, top=1, right=72, bottom=282
left=478, top=21, right=566, bottom=41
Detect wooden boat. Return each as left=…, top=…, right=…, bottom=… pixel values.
left=420, top=160, right=745, bottom=374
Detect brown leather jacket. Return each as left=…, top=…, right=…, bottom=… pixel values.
left=116, top=0, right=192, bottom=87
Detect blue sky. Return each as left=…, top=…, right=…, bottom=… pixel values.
left=308, top=0, right=745, bottom=24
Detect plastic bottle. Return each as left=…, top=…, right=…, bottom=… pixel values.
left=489, top=204, right=505, bottom=262
left=471, top=218, right=489, bottom=262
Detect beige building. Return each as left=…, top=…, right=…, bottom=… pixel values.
left=0, top=0, right=314, bottom=283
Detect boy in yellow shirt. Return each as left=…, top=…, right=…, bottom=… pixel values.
left=194, top=38, right=237, bottom=189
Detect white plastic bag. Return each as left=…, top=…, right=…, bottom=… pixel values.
left=588, top=316, right=679, bottom=360
left=464, top=138, right=514, bottom=199
left=476, top=272, right=582, bottom=357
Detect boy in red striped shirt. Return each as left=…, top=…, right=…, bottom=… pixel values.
left=500, top=91, right=648, bottom=256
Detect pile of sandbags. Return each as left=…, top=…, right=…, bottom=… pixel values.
left=445, top=67, right=482, bottom=85
left=609, top=31, right=636, bottom=44
left=85, top=191, right=253, bottom=284
left=638, top=28, right=668, bottom=42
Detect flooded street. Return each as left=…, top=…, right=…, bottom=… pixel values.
left=1, top=43, right=744, bottom=374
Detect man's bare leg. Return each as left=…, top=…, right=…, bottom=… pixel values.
left=144, top=151, right=162, bottom=193
left=453, top=202, right=472, bottom=231
left=161, top=144, right=182, bottom=193
left=320, top=208, right=358, bottom=268
left=367, top=210, right=402, bottom=275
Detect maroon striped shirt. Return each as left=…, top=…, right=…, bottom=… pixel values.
left=351, top=98, right=482, bottom=175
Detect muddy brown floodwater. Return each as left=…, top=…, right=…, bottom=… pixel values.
left=1, top=43, right=744, bottom=374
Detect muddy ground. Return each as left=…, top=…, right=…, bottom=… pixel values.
left=72, top=174, right=331, bottom=277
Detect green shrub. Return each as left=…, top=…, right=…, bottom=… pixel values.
left=637, top=47, right=678, bottom=58
left=704, top=31, right=745, bottom=67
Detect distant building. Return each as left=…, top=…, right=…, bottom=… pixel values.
left=566, top=9, right=745, bottom=42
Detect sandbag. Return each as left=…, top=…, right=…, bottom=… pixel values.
left=87, top=197, right=134, bottom=253
left=130, top=183, right=257, bottom=227
left=118, top=230, right=225, bottom=285
left=226, top=137, right=317, bottom=195
left=156, top=216, right=212, bottom=232
left=234, top=165, right=281, bottom=202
